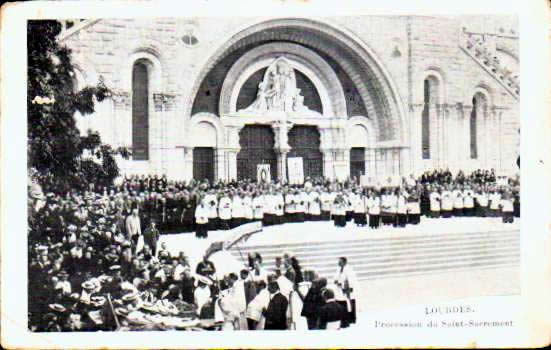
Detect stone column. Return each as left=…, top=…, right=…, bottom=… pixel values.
left=408, top=103, right=424, bottom=175
left=441, top=104, right=451, bottom=170
left=183, top=146, right=194, bottom=181
left=276, top=150, right=290, bottom=182
left=215, top=149, right=226, bottom=182
left=110, top=91, right=131, bottom=175
left=226, top=148, right=240, bottom=181
left=271, top=120, right=293, bottom=182
left=223, top=125, right=244, bottom=181
left=366, top=148, right=376, bottom=177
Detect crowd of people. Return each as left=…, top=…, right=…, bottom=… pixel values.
left=27, top=168, right=519, bottom=331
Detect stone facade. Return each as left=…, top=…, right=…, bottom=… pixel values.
left=61, top=15, right=519, bottom=181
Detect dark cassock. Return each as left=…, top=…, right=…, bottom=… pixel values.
left=318, top=298, right=347, bottom=330
left=264, top=282, right=289, bottom=330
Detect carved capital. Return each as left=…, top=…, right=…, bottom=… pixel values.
left=408, top=103, right=424, bottom=113
left=153, top=93, right=177, bottom=112
left=110, top=90, right=130, bottom=110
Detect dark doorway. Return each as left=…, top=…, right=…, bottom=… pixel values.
left=237, top=125, right=277, bottom=181
left=350, top=147, right=366, bottom=180
left=288, top=125, right=323, bottom=179
left=193, top=147, right=215, bottom=183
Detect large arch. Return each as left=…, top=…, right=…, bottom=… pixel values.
left=220, top=42, right=346, bottom=118
left=186, top=18, right=406, bottom=143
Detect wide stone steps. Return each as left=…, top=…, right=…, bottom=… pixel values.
left=229, top=230, right=519, bottom=281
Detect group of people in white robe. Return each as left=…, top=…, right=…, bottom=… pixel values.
left=193, top=170, right=519, bottom=238
left=199, top=253, right=358, bottom=330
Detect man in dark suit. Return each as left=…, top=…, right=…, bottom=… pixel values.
left=318, top=288, right=346, bottom=330
left=263, top=281, right=289, bottom=330
left=143, top=220, right=160, bottom=257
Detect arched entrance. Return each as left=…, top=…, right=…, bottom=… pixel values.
left=237, top=125, right=277, bottom=181
left=190, top=117, right=220, bottom=183
left=288, top=125, right=323, bottom=179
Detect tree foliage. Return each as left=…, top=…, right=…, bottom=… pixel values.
left=27, top=20, right=129, bottom=193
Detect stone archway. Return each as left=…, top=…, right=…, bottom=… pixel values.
left=187, top=18, right=406, bottom=144
left=220, top=42, right=346, bottom=118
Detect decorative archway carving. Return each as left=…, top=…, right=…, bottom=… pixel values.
left=220, top=42, right=346, bottom=118
left=186, top=18, right=406, bottom=143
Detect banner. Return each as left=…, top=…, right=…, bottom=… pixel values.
left=360, top=175, right=378, bottom=187
left=381, top=175, right=402, bottom=188
left=334, top=164, right=348, bottom=182
left=287, top=157, right=304, bottom=185
left=257, top=164, right=271, bottom=183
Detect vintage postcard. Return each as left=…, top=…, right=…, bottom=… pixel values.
left=1, top=0, right=550, bottom=348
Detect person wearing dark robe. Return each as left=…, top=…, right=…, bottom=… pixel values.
left=301, top=278, right=327, bottom=330
left=263, top=281, right=289, bottom=330
left=180, top=267, right=195, bottom=305
left=196, top=255, right=216, bottom=283
left=318, top=288, right=346, bottom=330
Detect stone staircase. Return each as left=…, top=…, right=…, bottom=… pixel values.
left=459, top=29, right=519, bottom=99
left=229, top=229, right=519, bottom=281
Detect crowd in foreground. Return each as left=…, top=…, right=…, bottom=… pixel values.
left=27, top=168, right=519, bottom=331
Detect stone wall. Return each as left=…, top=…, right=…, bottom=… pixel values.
left=61, top=15, right=519, bottom=180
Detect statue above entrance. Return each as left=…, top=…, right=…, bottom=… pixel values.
left=236, top=57, right=320, bottom=117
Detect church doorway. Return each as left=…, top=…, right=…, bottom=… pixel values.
left=288, top=125, right=323, bottom=179
left=350, top=147, right=366, bottom=180
left=193, top=147, right=215, bottom=183
left=237, top=125, right=277, bottom=181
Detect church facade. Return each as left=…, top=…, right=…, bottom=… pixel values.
left=59, top=16, right=520, bottom=182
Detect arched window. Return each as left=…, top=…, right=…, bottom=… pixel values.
left=422, top=79, right=431, bottom=159
left=132, top=60, right=150, bottom=160
left=470, top=96, right=478, bottom=159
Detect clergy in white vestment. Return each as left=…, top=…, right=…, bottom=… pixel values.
left=332, top=257, right=359, bottom=327
left=245, top=281, right=270, bottom=330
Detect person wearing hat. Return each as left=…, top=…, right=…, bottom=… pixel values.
left=102, top=265, right=124, bottom=299
left=196, top=254, right=216, bottom=283
left=55, top=270, right=72, bottom=296
left=122, top=291, right=142, bottom=312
